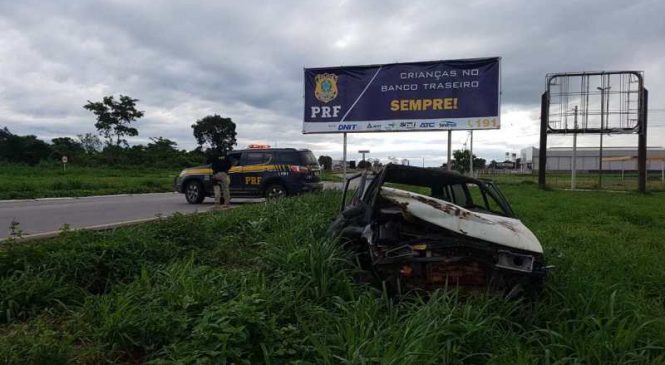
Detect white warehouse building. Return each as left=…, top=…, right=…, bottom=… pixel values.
left=520, top=146, right=665, bottom=172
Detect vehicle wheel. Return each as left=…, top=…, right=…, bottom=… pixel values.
left=185, top=180, right=205, bottom=204
left=264, top=183, right=287, bottom=199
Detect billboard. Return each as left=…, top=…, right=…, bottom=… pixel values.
left=303, top=57, right=500, bottom=134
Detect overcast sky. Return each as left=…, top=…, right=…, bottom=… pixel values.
left=1, top=0, right=664, bottom=165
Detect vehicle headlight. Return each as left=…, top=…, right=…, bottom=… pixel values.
left=496, top=250, right=534, bottom=272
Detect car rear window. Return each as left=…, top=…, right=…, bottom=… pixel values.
left=278, top=151, right=302, bottom=165
left=299, top=151, right=318, bottom=166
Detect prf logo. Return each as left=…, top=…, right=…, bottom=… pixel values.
left=314, top=73, right=338, bottom=103
left=311, top=73, right=342, bottom=119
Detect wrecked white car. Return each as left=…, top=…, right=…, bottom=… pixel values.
left=329, top=164, right=546, bottom=298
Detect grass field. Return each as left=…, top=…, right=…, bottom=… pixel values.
left=1, top=186, right=665, bottom=364
left=0, top=164, right=343, bottom=200
left=0, top=164, right=177, bottom=200
left=319, top=170, right=343, bottom=182
left=480, top=171, right=665, bottom=192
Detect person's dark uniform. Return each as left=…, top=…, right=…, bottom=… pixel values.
left=210, top=155, right=232, bottom=206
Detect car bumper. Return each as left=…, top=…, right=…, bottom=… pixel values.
left=371, top=239, right=546, bottom=294
left=301, top=181, right=323, bottom=192
left=174, top=176, right=183, bottom=193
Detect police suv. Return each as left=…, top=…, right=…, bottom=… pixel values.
left=175, top=147, right=323, bottom=204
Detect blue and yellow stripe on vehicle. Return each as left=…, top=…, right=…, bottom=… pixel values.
left=180, top=165, right=293, bottom=176
left=180, top=167, right=212, bottom=176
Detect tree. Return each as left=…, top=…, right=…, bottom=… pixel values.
left=51, top=137, right=85, bottom=161
left=0, top=127, right=52, bottom=165
left=318, top=155, right=333, bottom=170
left=77, top=133, right=102, bottom=154
left=357, top=159, right=372, bottom=169
left=146, top=137, right=178, bottom=153
left=84, top=95, right=144, bottom=146
left=452, top=149, right=486, bottom=174
left=191, top=114, right=237, bottom=156
left=145, top=137, right=178, bottom=164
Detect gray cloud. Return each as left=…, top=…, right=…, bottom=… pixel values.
left=1, top=0, right=664, bottom=163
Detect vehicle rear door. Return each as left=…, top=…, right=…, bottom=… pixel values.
left=240, top=151, right=272, bottom=195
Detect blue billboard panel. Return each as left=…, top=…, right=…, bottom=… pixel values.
left=303, top=57, right=500, bottom=134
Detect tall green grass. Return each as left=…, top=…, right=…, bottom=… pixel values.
left=1, top=187, right=664, bottom=364
left=0, top=164, right=176, bottom=199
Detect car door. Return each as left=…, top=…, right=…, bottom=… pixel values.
left=340, top=171, right=369, bottom=212
left=240, top=151, right=269, bottom=195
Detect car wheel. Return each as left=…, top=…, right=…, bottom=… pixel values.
left=185, top=180, right=205, bottom=204
left=264, top=183, right=287, bottom=199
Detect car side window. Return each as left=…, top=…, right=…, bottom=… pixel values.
left=450, top=184, right=468, bottom=206
left=278, top=151, right=301, bottom=165
left=466, top=183, right=485, bottom=208
left=228, top=153, right=241, bottom=166
left=263, top=152, right=275, bottom=165
left=483, top=190, right=504, bottom=215
left=243, top=152, right=265, bottom=165
left=430, top=184, right=451, bottom=201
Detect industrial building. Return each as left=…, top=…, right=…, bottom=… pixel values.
left=520, top=146, right=665, bottom=172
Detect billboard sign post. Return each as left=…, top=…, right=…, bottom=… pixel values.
left=539, top=71, right=647, bottom=192
left=303, top=57, right=500, bottom=172
left=358, top=149, right=370, bottom=165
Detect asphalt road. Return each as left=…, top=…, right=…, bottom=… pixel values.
left=0, top=181, right=347, bottom=240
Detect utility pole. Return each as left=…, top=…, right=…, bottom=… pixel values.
left=571, top=105, right=578, bottom=190
left=446, top=130, right=452, bottom=171
left=342, top=133, right=347, bottom=178
left=469, top=130, right=474, bottom=176
left=597, top=84, right=610, bottom=188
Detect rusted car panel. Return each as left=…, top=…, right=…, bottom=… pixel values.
left=329, top=164, right=546, bottom=297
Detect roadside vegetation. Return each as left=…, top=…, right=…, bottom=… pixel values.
left=1, top=187, right=665, bottom=364
left=0, top=164, right=176, bottom=200
left=481, top=172, right=665, bottom=192
left=0, top=96, right=240, bottom=201
left=319, top=170, right=343, bottom=182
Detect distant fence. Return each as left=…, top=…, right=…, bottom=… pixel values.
left=479, top=170, right=664, bottom=192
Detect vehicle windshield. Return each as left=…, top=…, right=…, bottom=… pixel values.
left=381, top=166, right=513, bottom=217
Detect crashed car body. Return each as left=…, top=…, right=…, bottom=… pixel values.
left=329, top=164, right=546, bottom=297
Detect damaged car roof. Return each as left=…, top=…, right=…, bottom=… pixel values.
left=382, top=164, right=481, bottom=186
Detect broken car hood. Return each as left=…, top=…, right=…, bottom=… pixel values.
left=380, top=187, right=543, bottom=254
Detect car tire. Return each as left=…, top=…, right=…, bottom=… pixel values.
left=185, top=180, right=205, bottom=204
left=264, top=183, right=287, bottom=199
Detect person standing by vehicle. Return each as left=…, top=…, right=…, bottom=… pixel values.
left=211, top=153, right=232, bottom=207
